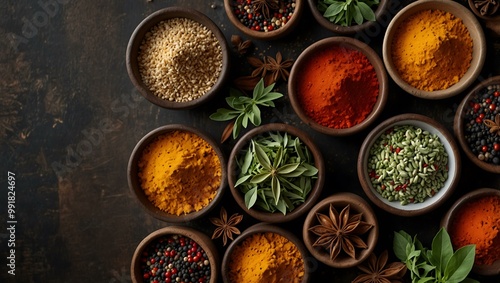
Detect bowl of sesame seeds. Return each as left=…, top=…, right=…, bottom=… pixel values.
left=126, top=7, right=230, bottom=110
left=223, top=0, right=304, bottom=40
left=357, top=113, right=461, bottom=216
left=454, top=76, right=500, bottom=174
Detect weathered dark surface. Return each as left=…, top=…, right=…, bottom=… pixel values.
left=0, top=0, right=499, bottom=282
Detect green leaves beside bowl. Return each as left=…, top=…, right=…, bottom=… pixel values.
left=318, top=0, right=379, bottom=26
left=234, top=131, right=318, bottom=215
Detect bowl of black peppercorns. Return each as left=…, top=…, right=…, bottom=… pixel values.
left=454, top=76, right=500, bottom=174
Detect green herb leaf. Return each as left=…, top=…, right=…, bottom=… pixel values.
left=357, top=1, right=375, bottom=21
left=235, top=175, right=252, bottom=187
left=429, top=228, right=453, bottom=274
left=254, top=142, right=271, bottom=170
left=271, top=176, right=280, bottom=204
left=209, top=108, right=240, bottom=121
left=353, top=4, right=363, bottom=25
left=444, top=244, right=476, bottom=283
left=323, top=1, right=344, bottom=17
left=393, top=230, right=413, bottom=261
left=244, top=186, right=258, bottom=208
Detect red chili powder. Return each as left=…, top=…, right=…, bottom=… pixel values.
left=449, top=195, right=500, bottom=266
left=296, top=45, right=379, bottom=129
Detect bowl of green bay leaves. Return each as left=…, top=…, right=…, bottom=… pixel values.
left=227, top=123, right=325, bottom=223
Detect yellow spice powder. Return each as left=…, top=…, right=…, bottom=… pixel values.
left=391, top=9, right=473, bottom=91
left=228, top=232, right=305, bottom=283
left=138, top=130, right=221, bottom=215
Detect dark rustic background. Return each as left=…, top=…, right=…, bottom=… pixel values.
left=1, top=0, right=499, bottom=282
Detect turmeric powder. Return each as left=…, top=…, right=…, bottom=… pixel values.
left=391, top=9, right=473, bottom=91
left=228, top=232, right=305, bottom=283
left=137, top=130, right=221, bottom=215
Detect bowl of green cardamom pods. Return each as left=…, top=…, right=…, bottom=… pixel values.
left=357, top=113, right=461, bottom=216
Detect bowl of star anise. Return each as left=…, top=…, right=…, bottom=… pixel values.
left=302, top=192, right=379, bottom=268
left=468, top=0, right=500, bottom=21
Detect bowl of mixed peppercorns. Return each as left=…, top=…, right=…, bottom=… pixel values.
left=454, top=76, right=500, bottom=174
left=357, top=114, right=462, bottom=216
left=126, top=7, right=230, bottom=109
left=131, top=226, right=219, bottom=283
left=223, top=0, right=304, bottom=40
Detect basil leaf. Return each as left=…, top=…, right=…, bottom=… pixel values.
left=209, top=109, right=240, bottom=121
left=323, top=2, right=344, bottom=17
left=444, top=245, right=476, bottom=283
left=429, top=228, right=453, bottom=274
left=393, top=230, right=413, bottom=261
left=253, top=78, right=264, bottom=100
left=357, top=1, right=375, bottom=21
left=232, top=114, right=244, bottom=138
left=252, top=104, right=261, bottom=125
left=416, top=277, right=435, bottom=283
left=256, top=92, right=283, bottom=103
left=244, top=186, right=258, bottom=208
left=353, top=4, right=363, bottom=25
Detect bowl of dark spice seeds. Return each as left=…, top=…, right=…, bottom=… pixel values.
left=454, top=76, right=500, bottom=174
left=227, top=123, right=325, bottom=223
left=131, top=226, right=219, bottom=283
left=223, top=0, right=304, bottom=40
left=357, top=114, right=461, bottom=217
left=126, top=7, right=230, bottom=109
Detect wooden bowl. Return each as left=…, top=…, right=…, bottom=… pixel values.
left=302, top=192, right=379, bottom=268
left=126, top=7, right=230, bottom=109
left=454, top=76, right=500, bottom=174
left=441, top=188, right=500, bottom=276
left=468, top=0, right=500, bottom=22
left=383, top=0, right=486, bottom=99
left=357, top=114, right=461, bottom=216
left=288, top=37, right=388, bottom=136
left=307, top=0, right=388, bottom=34
left=221, top=223, right=312, bottom=283
left=131, top=226, right=219, bottom=283
left=127, top=124, right=227, bottom=223
left=223, top=0, right=304, bottom=40
left=227, top=123, right=325, bottom=223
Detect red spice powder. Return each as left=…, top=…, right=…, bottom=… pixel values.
left=449, top=195, right=500, bottom=265
left=296, top=45, right=379, bottom=129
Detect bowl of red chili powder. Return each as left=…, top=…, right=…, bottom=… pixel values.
left=441, top=188, right=500, bottom=276
left=288, top=36, right=388, bottom=136
left=127, top=124, right=227, bottom=223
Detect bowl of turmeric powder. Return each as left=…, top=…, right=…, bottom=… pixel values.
left=383, top=0, right=486, bottom=99
left=441, top=188, right=500, bottom=276
left=127, top=124, right=227, bottom=223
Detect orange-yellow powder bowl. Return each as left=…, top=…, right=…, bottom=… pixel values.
left=288, top=36, right=388, bottom=136
left=441, top=188, right=500, bottom=276
left=127, top=124, right=227, bottom=223
left=383, top=0, right=486, bottom=99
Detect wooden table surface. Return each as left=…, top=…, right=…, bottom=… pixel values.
left=1, top=0, right=499, bottom=282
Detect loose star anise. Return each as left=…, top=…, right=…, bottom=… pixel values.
left=209, top=207, right=243, bottom=246
left=265, top=51, right=293, bottom=83
left=253, top=0, right=280, bottom=19
left=231, top=35, right=253, bottom=55
left=352, top=250, right=407, bottom=283
left=309, top=204, right=374, bottom=261
left=484, top=113, right=500, bottom=136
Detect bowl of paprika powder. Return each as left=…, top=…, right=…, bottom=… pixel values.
left=288, top=36, right=388, bottom=136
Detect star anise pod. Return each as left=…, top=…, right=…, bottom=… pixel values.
left=248, top=56, right=269, bottom=79
left=231, top=35, right=253, bottom=55
left=484, top=113, right=500, bottom=136
left=253, top=0, right=280, bottom=19
left=352, top=250, right=407, bottom=283
left=209, top=207, right=243, bottom=246
left=309, top=204, right=374, bottom=261
left=474, top=0, right=500, bottom=16
left=265, top=51, right=293, bottom=83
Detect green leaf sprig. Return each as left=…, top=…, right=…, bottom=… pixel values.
left=393, top=228, right=478, bottom=283
left=234, top=131, right=318, bottom=215
left=209, top=78, right=283, bottom=140
left=318, top=0, right=379, bottom=27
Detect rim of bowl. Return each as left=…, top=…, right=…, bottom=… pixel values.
left=357, top=113, right=462, bottom=216
left=454, top=75, right=500, bottom=174
left=227, top=123, right=325, bottom=223
left=468, top=0, right=500, bottom=21
left=382, top=0, right=486, bottom=99
left=302, top=192, right=379, bottom=268
left=223, top=0, right=304, bottom=40
left=126, top=7, right=230, bottom=110
left=131, top=226, right=219, bottom=283
left=288, top=36, right=388, bottom=136
left=221, top=223, right=312, bottom=283
left=307, top=0, right=388, bottom=34
left=127, top=124, right=227, bottom=223
left=441, top=188, right=500, bottom=276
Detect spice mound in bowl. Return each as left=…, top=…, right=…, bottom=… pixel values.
left=288, top=36, right=388, bottom=136
left=128, top=124, right=227, bottom=222
left=223, top=0, right=304, bottom=40
left=441, top=188, right=500, bottom=276
left=221, top=223, right=311, bottom=283
left=357, top=113, right=461, bottom=217
left=454, top=75, right=500, bottom=174
left=131, top=226, right=219, bottom=283
left=307, top=0, right=388, bottom=34
left=126, top=7, right=230, bottom=109
left=227, top=123, right=325, bottom=223
left=383, top=0, right=486, bottom=99
left=302, top=192, right=379, bottom=268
